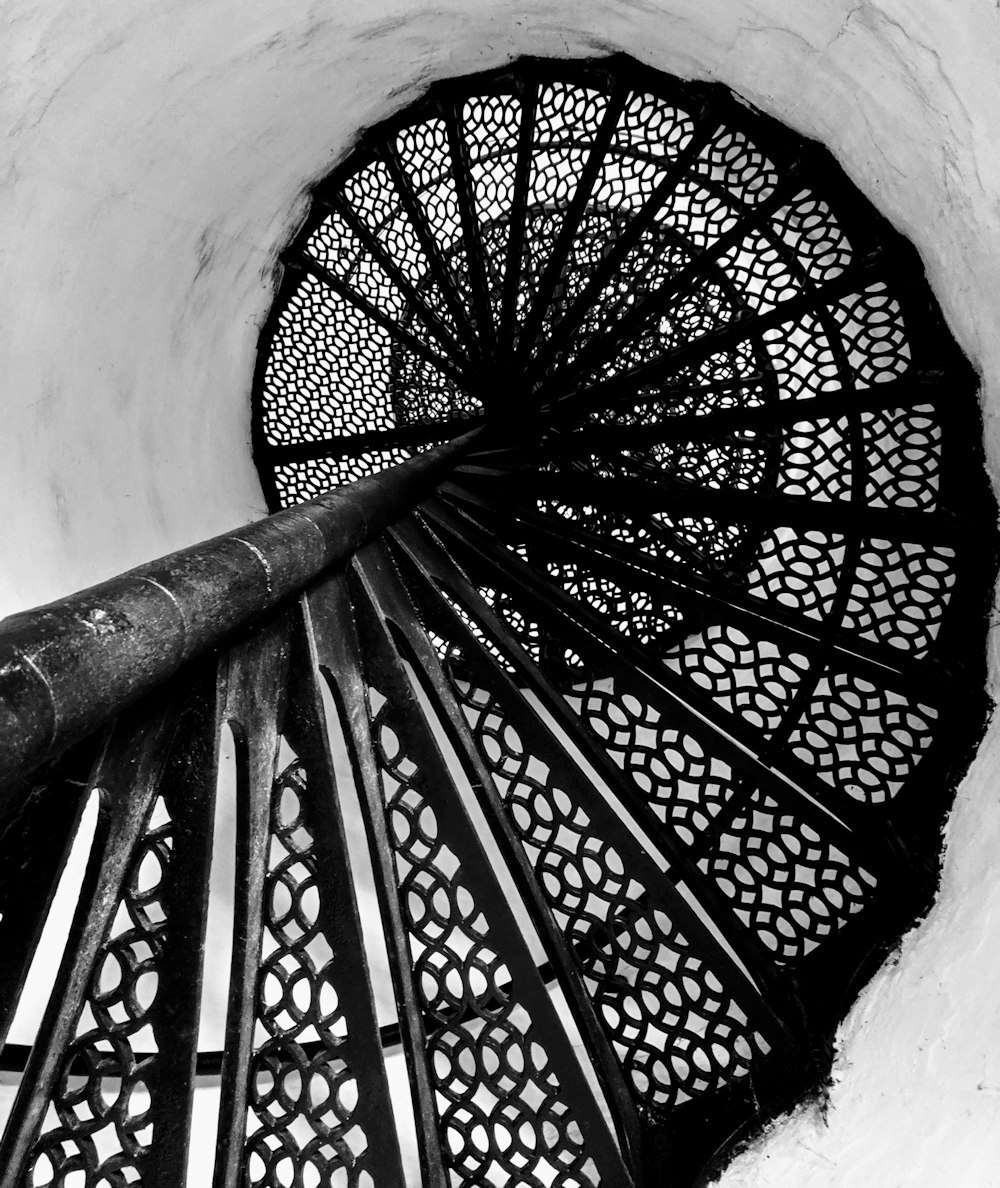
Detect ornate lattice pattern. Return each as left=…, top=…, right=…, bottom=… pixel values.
left=245, top=759, right=371, bottom=1187
left=274, top=446, right=435, bottom=504
left=665, top=624, right=811, bottom=736
left=542, top=558, right=686, bottom=652
left=263, top=277, right=397, bottom=446
left=745, top=527, right=846, bottom=620
left=788, top=672, right=938, bottom=805
left=699, top=790, right=878, bottom=961
left=29, top=796, right=172, bottom=1186
left=244, top=51, right=993, bottom=1188
left=564, top=675, right=741, bottom=844
left=367, top=686, right=604, bottom=1187
left=444, top=663, right=768, bottom=1111
left=842, top=539, right=956, bottom=656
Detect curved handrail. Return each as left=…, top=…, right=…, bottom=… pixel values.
left=0, top=431, right=482, bottom=784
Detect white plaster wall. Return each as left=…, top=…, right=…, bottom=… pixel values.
left=3, top=0, right=1000, bottom=1183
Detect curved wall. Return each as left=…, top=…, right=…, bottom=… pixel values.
left=2, top=1, right=999, bottom=1182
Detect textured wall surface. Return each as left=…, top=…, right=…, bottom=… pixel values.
left=2, top=0, right=1000, bottom=1183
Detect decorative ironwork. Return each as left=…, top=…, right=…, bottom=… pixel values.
left=0, top=54, right=993, bottom=1188
left=253, top=51, right=996, bottom=1180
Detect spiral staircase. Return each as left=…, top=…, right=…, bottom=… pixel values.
left=0, top=55, right=993, bottom=1188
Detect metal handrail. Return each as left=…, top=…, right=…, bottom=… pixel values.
left=0, top=431, right=481, bottom=784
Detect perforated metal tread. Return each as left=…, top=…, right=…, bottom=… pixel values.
left=250, top=53, right=996, bottom=1186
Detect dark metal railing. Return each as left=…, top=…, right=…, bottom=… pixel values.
left=0, top=432, right=479, bottom=786
left=0, top=434, right=505, bottom=1188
